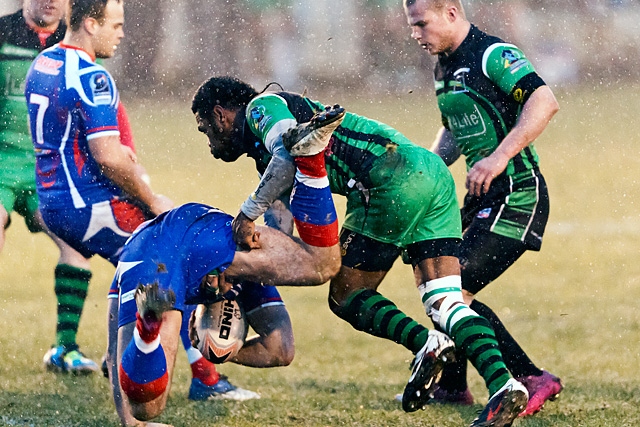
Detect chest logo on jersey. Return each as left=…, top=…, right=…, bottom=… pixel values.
left=91, top=73, right=111, bottom=105
left=250, top=105, right=271, bottom=133
left=33, top=56, right=63, bottom=76
left=501, top=50, right=528, bottom=74
left=452, top=68, right=470, bottom=93
left=446, top=105, right=487, bottom=140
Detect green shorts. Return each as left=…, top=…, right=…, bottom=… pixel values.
left=0, top=148, right=41, bottom=232
left=342, top=145, right=461, bottom=247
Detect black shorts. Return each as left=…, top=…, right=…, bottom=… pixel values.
left=340, top=229, right=460, bottom=272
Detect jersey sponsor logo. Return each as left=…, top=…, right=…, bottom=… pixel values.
left=33, top=55, right=63, bottom=76
left=452, top=68, right=470, bottom=93
left=446, top=105, right=487, bottom=139
left=91, top=72, right=112, bottom=104
left=501, top=50, right=528, bottom=74
left=476, top=208, right=492, bottom=219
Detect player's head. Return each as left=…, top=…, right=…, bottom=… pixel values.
left=68, top=0, right=124, bottom=59
left=23, top=0, right=66, bottom=30
left=403, top=0, right=468, bottom=56
left=192, top=76, right=258, bottom=162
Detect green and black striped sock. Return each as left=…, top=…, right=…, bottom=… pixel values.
left=54, top=264, right=92, bottom=348
left=334, top=289, right=429, bottom=354
left=449, top=315, right=511, bottom=396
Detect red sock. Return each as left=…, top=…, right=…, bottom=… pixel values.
left=293, top=151, right=327, bottom=178
left=191, top=356, right=220, bottom=386
left=136, top=312, right=162, bottom=343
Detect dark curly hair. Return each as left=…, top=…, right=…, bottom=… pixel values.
left=191, top=76, right=259, bottom=120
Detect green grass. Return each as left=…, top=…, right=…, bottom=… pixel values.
left=1, top=84, right=640, bottom=426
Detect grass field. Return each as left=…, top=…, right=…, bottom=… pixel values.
left=1, top=84, right=640, bottom=426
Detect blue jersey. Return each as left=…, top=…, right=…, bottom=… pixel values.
left=114, top=203, right=237, bottom=326
left=24, top=43, right=122, bottom=210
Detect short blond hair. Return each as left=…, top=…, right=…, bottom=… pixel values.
left=404, top=0, right=466, bottom=18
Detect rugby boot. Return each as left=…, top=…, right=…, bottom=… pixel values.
left=134, top=283, right=176, bottom=336
left=189, top=376, right=260, bottom=401
left=469, top=378, right=528, bottom=427
left=43, top=345, right=98, bottom=374
left=516, top=370, right=563, bottom=417
left=63, top=348, right=99, bottom=374
left=43, top=345, right=66, bottom=372
left=402, top=330, right=456, bottom=412
left=282, top=105, right=345, bottom=156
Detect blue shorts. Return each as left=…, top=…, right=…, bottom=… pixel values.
left=41, top=198, right=150, bottom=265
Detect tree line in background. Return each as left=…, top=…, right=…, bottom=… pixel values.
left=3, top=0, right=638, bottom=96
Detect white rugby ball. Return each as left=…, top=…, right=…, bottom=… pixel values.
left=193, top=300, right=247, bottom=364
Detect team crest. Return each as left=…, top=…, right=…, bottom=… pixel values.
left=91, top=72, right=111, bottom=104
left=501, top=50, right=528, bottom=74
left=250, top=106, right=272, bottom=133
left=452, top=68, right=470, bottom=93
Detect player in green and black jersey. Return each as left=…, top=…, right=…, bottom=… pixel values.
left=405, top=0, right=562, bottom=420
left=193, top=75, right=530, bottom=422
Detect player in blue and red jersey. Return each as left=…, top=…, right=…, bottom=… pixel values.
left=108, top=112, right=341, bottom=425
left=24, top=0, right=259, bottom=404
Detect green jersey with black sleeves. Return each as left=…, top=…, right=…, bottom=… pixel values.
left=243, top=91, right=461, bottom=247
left=435, top=25, right=546, bottom=176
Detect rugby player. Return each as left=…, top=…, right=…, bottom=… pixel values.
left=108, top=117, right=341, bottom=425
left=404, top=0, right=562, bottom=419
left=22, top=0, right=256, bottom=401
left=191, top=75, right=529, bottom=426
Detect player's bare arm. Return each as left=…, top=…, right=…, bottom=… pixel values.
left=466, top=85, right=559, bottom=196
left=89, top=134, right=173, bottom=215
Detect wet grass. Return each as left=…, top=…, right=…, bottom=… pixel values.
left=1, top=84, right=639, bottom=426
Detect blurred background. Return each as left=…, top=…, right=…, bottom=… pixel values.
left=2, top=0, right=639, bottom=97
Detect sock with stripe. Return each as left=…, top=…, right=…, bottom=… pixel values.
left=54, top=264, right=92, bottom=348
left=330, top=289, right=429, bottom=354
left=119, top=312, right=168, bottom=403
left=419, top=281, right=512, bottom=396
left=180, top=313, right=219, bottom=386
left=290, top=152, right=338, bottom=247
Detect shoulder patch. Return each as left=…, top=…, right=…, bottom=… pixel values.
left=501, top=49, right=529, bottom=74
left=91, top=72, right=111, bottom=104
left=250, top=105, right=271, bottom=133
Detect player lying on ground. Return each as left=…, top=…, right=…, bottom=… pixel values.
left=191, top=76, right=529, bottom=427
left=107, top=117, right=341, bottom=426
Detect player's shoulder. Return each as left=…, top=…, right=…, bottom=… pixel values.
left=247, top=92, right=288, bottom=112
left=481, top=41, right=533, bottom=79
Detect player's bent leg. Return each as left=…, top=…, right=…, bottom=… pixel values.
left=228, top=225, right=340, bottom=286
left=235, top=304, right=295, bottom=367
left=118, top=285, right=180, bottom=421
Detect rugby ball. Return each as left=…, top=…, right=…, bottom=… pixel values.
left=193, top=300, right=247, bottom=364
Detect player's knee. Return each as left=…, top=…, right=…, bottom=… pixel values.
left=263, top=329, right=295, bottom=366
left=130, top=401, right=166, bottom=422
left=315, top=247, right=341, bottom=283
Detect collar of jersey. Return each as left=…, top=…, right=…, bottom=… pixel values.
left=59, top=43, right=95, bottom=62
